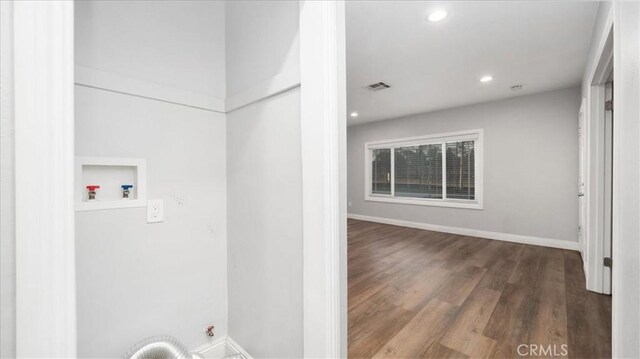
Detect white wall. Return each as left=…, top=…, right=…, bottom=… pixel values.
left=225, top=1, right=299, bottom=97
left=74, top=2, right=227, bottom=356
left=75, top=86, right=227, bottom=357
left=348, top=87, right=581, bottom=243
left=225, top=1, right=303, bottom=357
left=227, top=88, right=303, bottom=358
left=75, top=0, right=226, bottom=99
left=0, top=2, right=15, bottom=357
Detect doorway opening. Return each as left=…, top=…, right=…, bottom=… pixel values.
left=345, top=1, right=611, bottom=358
left=583, top=24, right=614, bottom=295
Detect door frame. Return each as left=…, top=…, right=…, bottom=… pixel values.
left=8, top=0, right=77, bottom=357
left=299, top=1, right=347, bottom=357
left=583, top=1, right=640, bottom=356
left=611, top=1, right=640, bottom=356
left=602, top=79, right=613, bottom=294
left=583, top=14, right=613, bottom=295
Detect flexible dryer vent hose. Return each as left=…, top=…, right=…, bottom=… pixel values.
left=123, top=335, right=204, bottom=359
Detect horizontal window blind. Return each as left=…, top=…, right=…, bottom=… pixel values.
left=371, top=148, right=391, bottom=194
left=445, top=140, right=475, bottom=200
left=394, top=144, right=442, bottom=198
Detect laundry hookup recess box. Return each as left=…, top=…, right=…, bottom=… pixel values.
left=75, top=156, right=147, bottom=211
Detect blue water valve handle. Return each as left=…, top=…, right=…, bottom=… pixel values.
left=121, top=184, right=134, bottom=199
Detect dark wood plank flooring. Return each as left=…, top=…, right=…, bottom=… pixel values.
left=348, top=219, right=611, bottom=359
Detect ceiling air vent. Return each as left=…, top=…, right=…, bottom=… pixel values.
left=366, top=81, right=391, bottom=92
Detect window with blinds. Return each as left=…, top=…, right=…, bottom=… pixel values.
left=366, top=130, right=482, bottom=209
left=371, top=148, right=391, bottom=194
left=394, top=144, right=442, bottom=198
left=446, top=141, right=475, bottom=200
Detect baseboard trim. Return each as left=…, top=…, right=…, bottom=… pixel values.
left=193, top=335, right=253, bottom=359
left=347, top=213, right=579, bottom=251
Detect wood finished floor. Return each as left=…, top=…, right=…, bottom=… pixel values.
left=348, top=219, right=611, bottom=359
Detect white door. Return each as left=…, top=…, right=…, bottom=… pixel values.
left=578, top=99, right=587, bottom=254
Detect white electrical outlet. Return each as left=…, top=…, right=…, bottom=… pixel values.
left=147, top=199, right=164, bottom=223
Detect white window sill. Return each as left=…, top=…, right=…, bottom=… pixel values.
left=365, top=194, right=483, bottom=210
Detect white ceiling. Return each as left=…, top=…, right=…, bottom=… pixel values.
left=346, top=1, right=599, bottom=125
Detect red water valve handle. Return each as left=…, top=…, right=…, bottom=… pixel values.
left=206, top=325, right=214, bottom=337
left=86, top=185, right=100, bottom=191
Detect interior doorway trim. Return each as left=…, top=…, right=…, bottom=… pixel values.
left=611, top=1, right=640, bottom=356
left=299, top=0, right=347, bottom=357
left=584, top=10, right=613, bottom=295
left=12, top=1, right=77, bottom=356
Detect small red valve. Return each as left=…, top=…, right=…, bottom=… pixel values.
left=206, top=325, right=214, bottom=337
left=86, top=185, right=100, bottom=200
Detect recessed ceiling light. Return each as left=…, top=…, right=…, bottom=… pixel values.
left=428, top=10, right=448, bottom=22
left=350, top=112, right=359, bottom=118
left=480, top=75, right=494, bottom=83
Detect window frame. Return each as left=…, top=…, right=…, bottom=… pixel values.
left=364, top=129, right=484, bottom=209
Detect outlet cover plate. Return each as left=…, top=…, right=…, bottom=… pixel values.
left=147, top=199, right=164, bottom=223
